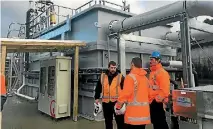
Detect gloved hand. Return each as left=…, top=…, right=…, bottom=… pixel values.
left=114, top=103, right=126, bottom=115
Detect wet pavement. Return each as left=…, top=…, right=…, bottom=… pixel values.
left=2, top=96, right=152, bottom=129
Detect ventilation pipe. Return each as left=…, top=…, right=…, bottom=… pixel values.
left=165, top=18, right=213, bottom=41
left=108, top=0, right=213, bottom=33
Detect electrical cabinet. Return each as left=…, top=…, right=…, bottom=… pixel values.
left=38, top=56, right=71, bottom=119
left=173, top=85, right=213, bottom=129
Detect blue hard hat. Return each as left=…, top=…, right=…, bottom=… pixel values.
left=150, top=51, right=161, bottom=59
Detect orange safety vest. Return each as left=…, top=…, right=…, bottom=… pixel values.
left=1, top=74, right=7, bottom=95
left=101, top=73, right=122, bottom=103
left=148, top=64, right=170, bottom=104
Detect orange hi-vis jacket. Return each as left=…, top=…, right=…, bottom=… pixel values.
left=148, top=63, right=170, bottom=104
left=101, top=73, right=123, bottom=103
left=1, top=74, right=7, bottom=95
left=116, top=68, right=151, bottom=125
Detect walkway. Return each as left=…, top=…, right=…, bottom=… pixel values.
left=2, top=96, right=152, bottom=129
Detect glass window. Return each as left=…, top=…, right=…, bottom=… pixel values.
left=40, top=67, right=46, bottom=94
left=47, top=66, right=55, bottom=96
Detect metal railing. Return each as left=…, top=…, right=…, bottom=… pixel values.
left=28, top=0, right=128, bottom=38
left=6, top=22, right=25, bottom=38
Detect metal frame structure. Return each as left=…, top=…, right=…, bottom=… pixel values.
left=0, top=38, right=86, bottom=121
left=108, top=9, right=199, bottom=88
left=6, top=22, right=26, bottom=96
left=116, top=34, right=181, bottom=76
left=103, top=1, right=213, bottom=128
left=106, top=0, right=213, bottom=88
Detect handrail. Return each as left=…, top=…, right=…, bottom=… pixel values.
left=26, top=0, right=127, bottom=38
left=75, top=0, right=94, bottom=11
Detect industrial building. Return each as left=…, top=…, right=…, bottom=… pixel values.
left=1, top=0, right=213, bottom=129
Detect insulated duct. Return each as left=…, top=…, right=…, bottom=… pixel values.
left=108, top=0, right=213, bottom=33
left=162, top=61, right=183, bottom=68
left=165, top=18, right=213, bottom=41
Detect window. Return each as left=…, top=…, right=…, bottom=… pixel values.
left=40, top=67, right=46, bottom=94
left=47, top=66, right=55, bottom=96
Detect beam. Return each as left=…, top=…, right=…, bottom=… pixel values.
left=2, top=43, right=85, bottom=47
left=7, top=49, right=61, bottom=53
left=6, top=47, right=70, bottom=53
left=122, top=34, right=181, bottom=48
left=1, top=46, right=7, bottom=75
left=0, top=38, right=86, bottom=47
left=73, top=46, right=79, bottom=122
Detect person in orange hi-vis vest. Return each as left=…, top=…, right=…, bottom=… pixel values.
left=115, top=57, right=151, bottom=129
left=1, top=74, right=7, bottom=128
left=148, top=51, right=170, bottom=129
left=94, top=61, right=125, bottom=129
left=1, top=74, right=7, bottom=112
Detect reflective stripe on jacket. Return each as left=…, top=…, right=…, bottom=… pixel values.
left=116, top=68, right=151, bottom=125
left=101, top=73, right=122, bottom=103
left=148, top=64, right=170, bottom=103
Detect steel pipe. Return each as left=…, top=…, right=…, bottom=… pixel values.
left=165, top=19, right=213, bottom=41
left=108, top=0, right=213, bottom=33
left=162, top=61, right=183, bottom=68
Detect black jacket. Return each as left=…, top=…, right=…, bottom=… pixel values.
left=94, top=70, right=125, bottom=100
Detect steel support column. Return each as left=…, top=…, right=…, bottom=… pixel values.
left=118, top=34, right=126, bottom=76
left=180, top=13, right=194, bottom=88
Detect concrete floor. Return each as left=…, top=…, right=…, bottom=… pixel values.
left=2, top=96, right=152, bottom=129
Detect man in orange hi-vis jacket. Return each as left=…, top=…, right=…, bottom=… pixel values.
left=1, top=74, right=7, bottom=127
left=148, top=51, right=170, bottom=129
left=115, top=57, right=150, bottom=129
left=1, top=74, right=7, bottom=112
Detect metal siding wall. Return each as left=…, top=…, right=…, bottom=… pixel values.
left=77, top=51, right=99, bottom=68
left=29, top=61, right=40, bottom=71
left=103, top=51, right=118, bottom=68
left=177, top=43, right=213, bottom=81
left=70, top=11, right=98, bottom=42
left=191, top=44, right=213, bottom=80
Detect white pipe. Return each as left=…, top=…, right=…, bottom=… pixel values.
left=162, top=61, right=182, bottom=68
left=109, top=0, right=213, bottom=33
left=169, top=61, right=182, bottom=68
left=14, top=53, right=36, bottom=101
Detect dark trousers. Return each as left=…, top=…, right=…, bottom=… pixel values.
left=1, top=95, right=7, bottom=111
left=171, top=116, right=179, bottom=129
left=125, top=124, right=145, bottom=129
left=150, top=100, right=169, bottom=129
left=102, top=102, right=124, bottom=129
